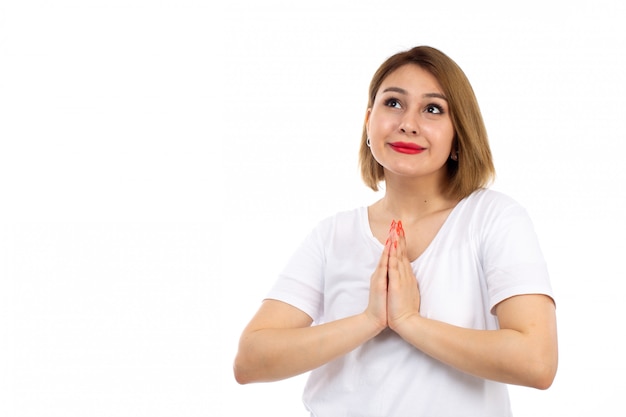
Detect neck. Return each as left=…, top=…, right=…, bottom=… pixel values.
left=379, top=175, right=452, bottom=222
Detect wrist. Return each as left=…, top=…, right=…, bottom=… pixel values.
left=389, top=312, right=422, bottom=335
left=361, top=311, right=387, bottom=336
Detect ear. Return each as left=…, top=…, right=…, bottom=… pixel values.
left=365, top=108, right=372, bottom=136
left=449, top=136, right=459, bottom=161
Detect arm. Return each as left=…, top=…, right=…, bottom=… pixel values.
left=387, top=223, right=558, bottom=389
left=233, top=300, right=384, bottom=384
left=233, top=237, right=392, bottom=385
left=391, top=294, right=558, bottom=389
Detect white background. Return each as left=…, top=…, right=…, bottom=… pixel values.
left=1, top=0, right=625, bottom=416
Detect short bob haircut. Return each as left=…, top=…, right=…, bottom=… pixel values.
left=359, top=46, right=495, bottom=200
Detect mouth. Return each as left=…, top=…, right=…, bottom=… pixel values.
left=389, top=141, right=426, bottom=155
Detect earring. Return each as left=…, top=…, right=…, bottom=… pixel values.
left=451, top=150, right=458, bottom=161
left=366, top=137, right=371, bottom=147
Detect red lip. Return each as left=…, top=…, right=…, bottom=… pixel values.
left=389, top=142, right=426, bottom=154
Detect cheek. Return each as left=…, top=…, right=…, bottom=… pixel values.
left=370, top=106, right=396, bottom=123
left=424, top=123, right=454, bottom=146
left=370, top=115, right=398, bottom=137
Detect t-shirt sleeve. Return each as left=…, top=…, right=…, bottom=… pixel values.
left=264, top=223, right=326, bottom=322
left=481, top=200, right=554, bottom=314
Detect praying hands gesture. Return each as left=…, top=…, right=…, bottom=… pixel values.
left=366, top=220, right=422, bottom=333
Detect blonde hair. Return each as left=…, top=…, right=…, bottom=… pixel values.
left=358, top=46, right=495, bottom=199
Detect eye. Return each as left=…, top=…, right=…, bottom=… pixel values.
left=425, top=103, right=444, bottom=114
left=384, top=98, right=402, bottom=109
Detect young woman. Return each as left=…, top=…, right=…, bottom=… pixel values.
left=234, top=46, right=558, bottom=416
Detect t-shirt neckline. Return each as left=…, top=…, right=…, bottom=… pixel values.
left=361, top=193, right=471, bottom=264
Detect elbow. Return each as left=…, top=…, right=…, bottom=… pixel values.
left=533, top=364, right=557, bottom=390
left=233, top=345, right=270, bottom=385
left=526, top=358, right=558, bottom=390
left=233, top=354, right=255, bottom=385
left=233, top=359, right=245, bottom=385
left=531, top=374, right=555, bottom=390
left=233, top=366, right=251, bottom=385
left=233, top=333, right=259, bottom=385
left=521, top=336, right=558, bottom=390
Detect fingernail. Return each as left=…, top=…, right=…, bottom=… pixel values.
left=390, top=220, right=396, bottom=231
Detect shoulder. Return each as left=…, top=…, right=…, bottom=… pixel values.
left=454, top=189, right=534, bottom=237
left=463, top=188, right=527, bottom=217
left=465, top=188, right=520, bottom=207
left=315, top=207, right=364, bottom=228
left=308, top=207, right=365, bottom=239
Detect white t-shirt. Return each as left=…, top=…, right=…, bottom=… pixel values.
left=266, top=188, right=554, bottom=417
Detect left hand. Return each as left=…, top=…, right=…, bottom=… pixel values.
left=386, top=221, right=421, bottom=330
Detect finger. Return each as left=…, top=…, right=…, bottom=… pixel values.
left=379, top=236, right=391, bottom=267
left=397, top=221, right=411, bottom=267
left=389, top=219, right=397, bottom=235
left=372, top=239, right=392, bottom=290
left=387, top=220, right=398, bottom=249
left=393, top=222, right=414, bottom=283
left=387, top=235, right=400, bottom=276
left=389, top=221, right=406, bottom=265
left=395, top=220, right=405, bottom=258
left=372, top=240, right=391, bottom=290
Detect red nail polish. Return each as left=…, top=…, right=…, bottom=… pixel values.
left=397, top=220, right=404, bottom=237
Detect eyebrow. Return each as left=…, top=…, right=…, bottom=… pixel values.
left=382, top=87, right=448, bottom=101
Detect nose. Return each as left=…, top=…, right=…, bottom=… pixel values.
left=399, top=113, right=419, bottom=135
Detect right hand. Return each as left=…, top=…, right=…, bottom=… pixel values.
left=364, top=221, right=396, bottom=331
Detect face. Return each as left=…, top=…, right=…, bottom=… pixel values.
left=366, top=64, right=455, bottom=182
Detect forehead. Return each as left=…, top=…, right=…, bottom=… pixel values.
left=378, top=64, right=443, bottom=95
